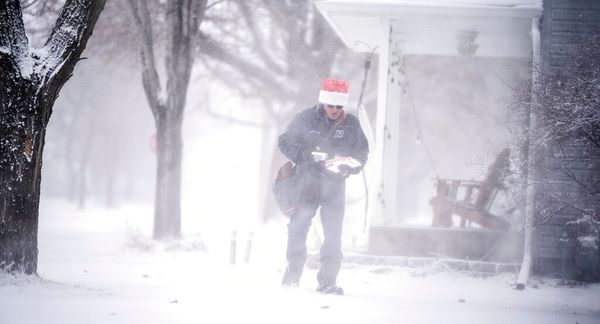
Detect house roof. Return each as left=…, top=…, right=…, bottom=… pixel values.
left=315, top=0, right=542, bottom=57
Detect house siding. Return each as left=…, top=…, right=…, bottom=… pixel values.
left=543, top=0, right=600, bottom=73
left=536, top=0, right=600, bottom=280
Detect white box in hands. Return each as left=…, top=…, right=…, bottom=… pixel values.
left=311, top=151, right=328, bottom=162
left=324, top=156, right=362, bottom=174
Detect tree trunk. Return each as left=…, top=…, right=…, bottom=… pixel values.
left=126, top=0, right=204, bottom=240
left=153, top=112, right=183, bottom=239
left=0, top=81, right=48, bottom=274
left=0, top=0, right=105, bottom=274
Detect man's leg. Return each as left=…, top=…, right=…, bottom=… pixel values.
left=317, top=181, right=345, bottom=289
left=283, top=202, right=318, bottom=286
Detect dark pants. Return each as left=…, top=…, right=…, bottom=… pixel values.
left=285, top=168, right=345, bottom=287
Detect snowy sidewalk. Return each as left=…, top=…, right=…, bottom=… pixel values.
left=2, top=259, right=600, bottom=324
left=0, top=200, right=599, bottom=324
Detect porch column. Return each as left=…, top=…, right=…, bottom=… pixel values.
left=368, top=20, right=403, bottom=226
left=367, top=19, right=390, bottom=227
left=517, top=16, right=541, bottom=289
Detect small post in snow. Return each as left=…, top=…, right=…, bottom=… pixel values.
left=230, top=230, right=237, bottom=265
left=244, top=232, right=254, bottom=264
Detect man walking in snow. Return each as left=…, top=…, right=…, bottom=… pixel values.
left=278, top=78, right=369, bottom=295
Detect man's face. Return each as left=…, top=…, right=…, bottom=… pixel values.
left=324, top=104, right=344, bottom=120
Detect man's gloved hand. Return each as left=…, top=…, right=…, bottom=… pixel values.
left=338, top=164, right=352, bottom=178
left=338, top=164, right=362, bottom=178
left=302, top=149, right=313, bottom=162
left=349, top=165, right=362, bottom=175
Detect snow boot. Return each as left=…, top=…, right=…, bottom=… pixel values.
left=316, top=285, right=344, bottom=295
left=281, top=268, right=301, bottom=288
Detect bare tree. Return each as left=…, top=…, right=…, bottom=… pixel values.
left=196, top=0, right=348, bottom=220
left=511, top=33, right=600, bottom=281
left=199, top=0, right=345, bottom=115
left=521, top=33, right=600, bottom=225
left=37, top=0, right=160, bottom=209
left=126, top=0, right=206, bottom=240
left=0, top=0, right=106, bottom=274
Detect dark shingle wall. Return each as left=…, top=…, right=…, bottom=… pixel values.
left=542, top=0, right=600, bottom=74
left=536, top=0, right=600, bottom=280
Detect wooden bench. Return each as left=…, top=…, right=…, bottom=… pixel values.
left=429, top=148, right=511, bottom=231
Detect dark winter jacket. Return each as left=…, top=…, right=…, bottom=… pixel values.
left=278, top=104, right=369, bottom=175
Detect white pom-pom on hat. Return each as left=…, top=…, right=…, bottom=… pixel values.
left=318, top=78, right=349, bottom=106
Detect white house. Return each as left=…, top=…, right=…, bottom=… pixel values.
left=317, top=0, right=600, bottom=282
left=317, top=0, right=541, bottom=224
left=315, top=0, right=543, bottom=271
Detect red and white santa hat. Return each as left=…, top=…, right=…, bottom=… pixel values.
left=318, top=78, right=349, bottom=106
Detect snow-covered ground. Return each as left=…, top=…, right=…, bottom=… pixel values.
left=1, top=199, right=599, bottom=324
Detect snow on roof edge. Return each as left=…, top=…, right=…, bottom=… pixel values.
left=317, top=0, right=543, bottom=10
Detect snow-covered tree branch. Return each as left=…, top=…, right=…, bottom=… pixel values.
left=191, top=1, right=349, bottom=221
left=0, top=1, right=29, bottom=75
left=511, top=33, right=600, bottom=282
